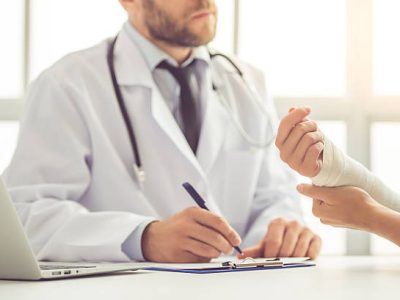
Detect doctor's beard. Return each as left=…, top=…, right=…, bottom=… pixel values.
left=142, top=0, right=217, bottom=47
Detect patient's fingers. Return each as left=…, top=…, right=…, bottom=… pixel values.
left=276, top=107, right=311, bottom=147
left=302, top=142, right=324, bottom=176
left=278, top=120, right=318, bottom=163
left=297, top=184, right=338, bottom=204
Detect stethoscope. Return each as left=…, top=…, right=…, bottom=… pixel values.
left=107, top=35, right=276, bottom=188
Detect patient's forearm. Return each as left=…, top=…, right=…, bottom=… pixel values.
left=371, top=206, right=400, bottom=247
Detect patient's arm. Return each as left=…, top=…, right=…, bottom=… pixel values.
left=297, top=184, right=400, bottom=247
left=312, top=136, right=400, bottom=213
left=276, top=107, right=400, bottom=212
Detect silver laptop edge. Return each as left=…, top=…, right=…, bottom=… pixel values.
left=0, top=177, right=142, bottom=280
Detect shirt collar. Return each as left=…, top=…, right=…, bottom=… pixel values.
left=123, top=22, right=210, bottom=70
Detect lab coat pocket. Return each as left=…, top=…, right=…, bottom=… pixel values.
left=222, top=150, right=262, bottom=226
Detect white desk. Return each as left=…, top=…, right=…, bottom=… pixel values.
left=1, top=256, right=399, bottom=300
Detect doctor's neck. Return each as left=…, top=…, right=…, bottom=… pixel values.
left=132, top=23, right=193, bottom=65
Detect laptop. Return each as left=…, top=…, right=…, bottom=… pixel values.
left=0, top=177, right=146, bottom=280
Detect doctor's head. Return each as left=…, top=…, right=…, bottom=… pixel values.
left=119, top=0, right=218, bottom=47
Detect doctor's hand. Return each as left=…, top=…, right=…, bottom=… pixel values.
left=237, top=218, right=321, bottom=260
left=141, top=207, right=242, bottom=263
left=275, top=107, right=324, bottom=177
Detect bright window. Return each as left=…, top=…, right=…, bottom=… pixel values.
left=210, top=0, right=235, bottom=54
left=0, top=0, right=24, bottom=98
left=0, top=122, right=19, bottom=174
left=30, top=0, right=126, bottom=81
left=374, top=0, right=400, bottom=95
left=239, top=0, right=346, bottom=97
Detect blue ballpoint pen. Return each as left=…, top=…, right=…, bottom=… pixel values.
left=182, top=182, right=243, bottom=254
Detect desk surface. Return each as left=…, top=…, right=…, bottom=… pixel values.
left=1, top=256, right=399, bottom=300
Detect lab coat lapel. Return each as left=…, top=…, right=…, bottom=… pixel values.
left=113, top=30, right=205, bottom=177
left=197, top=77, right=229, bottom=174
left=150, top=85, right=205, bottom=176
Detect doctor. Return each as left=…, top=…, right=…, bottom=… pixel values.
left=4, top=0, right=321, bottom=263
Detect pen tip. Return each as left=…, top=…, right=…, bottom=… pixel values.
left=235, top=246, right=243, bottom=254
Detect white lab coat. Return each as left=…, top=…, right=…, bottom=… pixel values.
left=4, top=28, right=302, bottom=262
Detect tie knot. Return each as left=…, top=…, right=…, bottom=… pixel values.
left=157, top=60, right=194, bottom=83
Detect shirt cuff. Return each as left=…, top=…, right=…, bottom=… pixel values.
left=121, top=218, right=156, bottom=261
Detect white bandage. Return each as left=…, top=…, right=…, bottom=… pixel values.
left=311, top=137, right=400, bottom=212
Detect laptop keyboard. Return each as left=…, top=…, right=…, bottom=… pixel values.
left=40, top=265, right=97, bottom=270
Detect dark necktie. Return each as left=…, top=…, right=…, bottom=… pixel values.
left=157, top=61, right=201, bottom=153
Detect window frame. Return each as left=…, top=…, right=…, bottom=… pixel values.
left=0, top=0, right=28, bottom=120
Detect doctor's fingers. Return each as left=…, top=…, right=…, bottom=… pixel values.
left=262, top=218, right=287, bottom=257
left=306, top=235, right=322, bottom=260
left=238, top=244, right=263, bottom=259
left=176, top=250, right=212, bottom=263
left=190, top=208, right=241, bottom=247
left=187, top=223, right=233, bottom=255
left=182, top=238, right=221, bottom=260
left=292, top=228, right=317, bottom=257
left=277, top=220, right=304, bottom=257
left=278, top=120, right=319, bottom=162
left=276, top=107, right=311, bottom=147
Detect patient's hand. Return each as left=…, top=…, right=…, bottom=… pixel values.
left=275, top=107, right=324, bottom=177
left=297, top=184, right=383, bottom=232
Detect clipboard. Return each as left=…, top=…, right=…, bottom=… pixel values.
left=144, top=257, right=316, bottom=274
